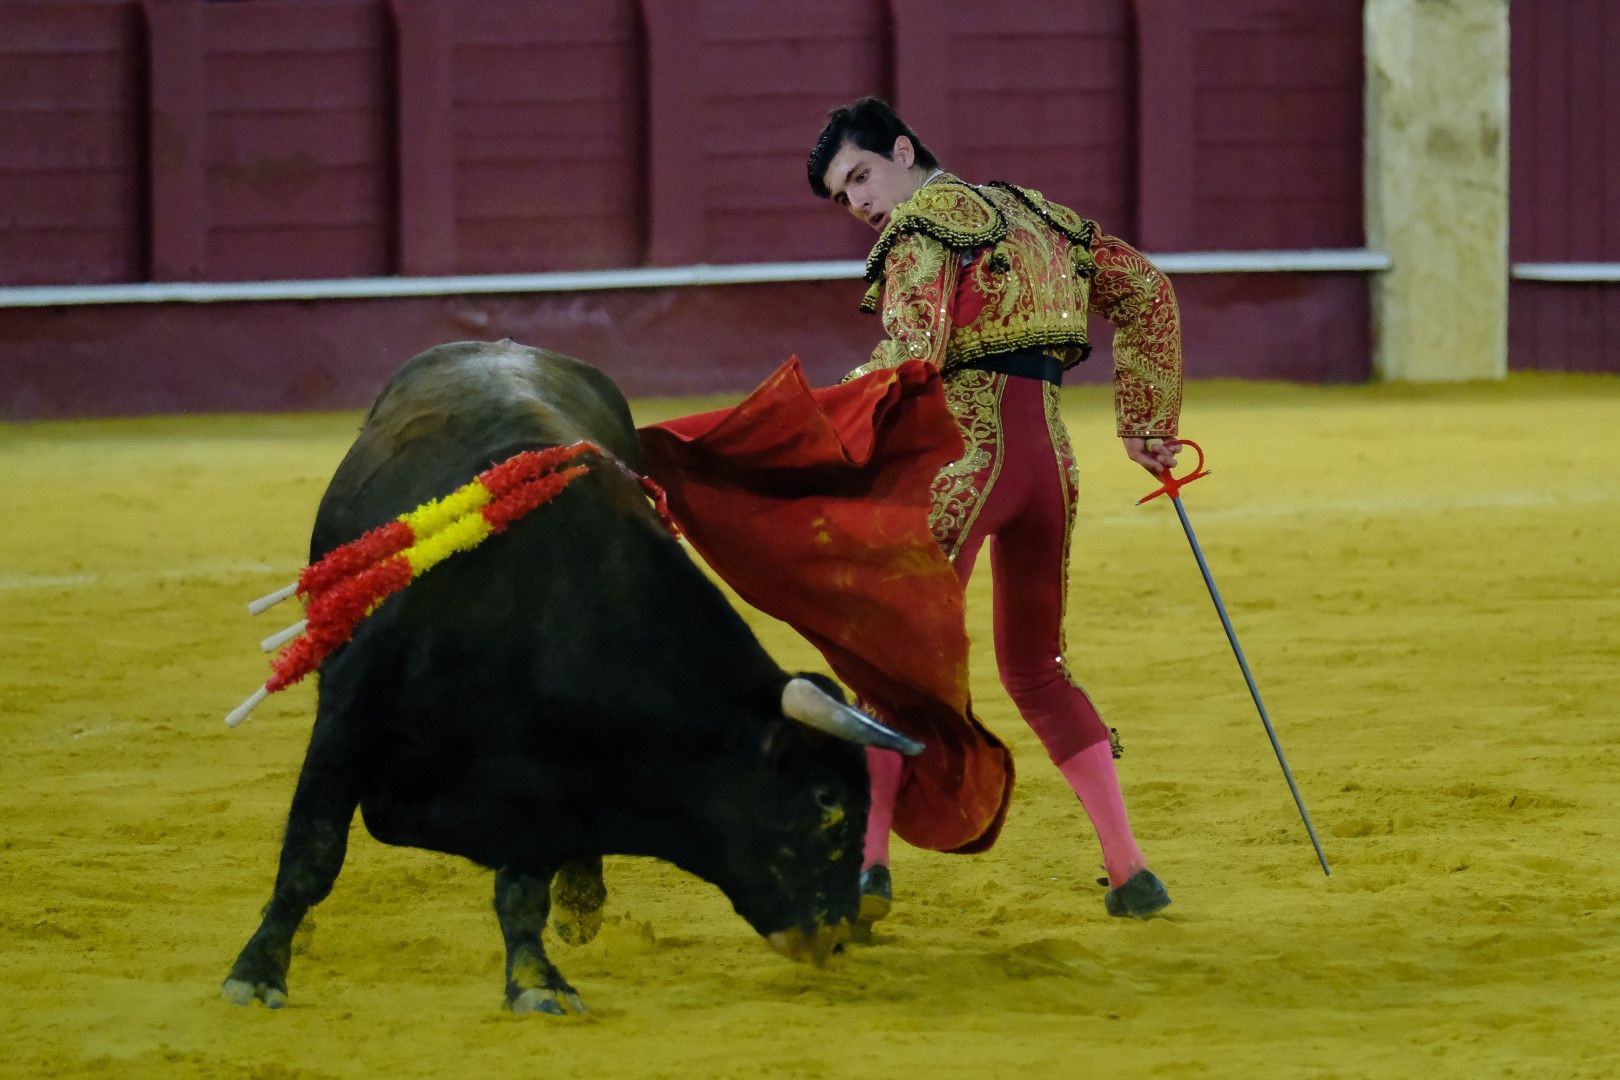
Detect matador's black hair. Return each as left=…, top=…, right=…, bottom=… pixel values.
left=807, top=96, right=939, bottom=199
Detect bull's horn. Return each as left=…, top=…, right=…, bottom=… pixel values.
left=780, top=678, right=924, bottom=756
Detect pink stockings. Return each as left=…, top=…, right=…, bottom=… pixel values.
left=862, top=374, right=1147, bottom=887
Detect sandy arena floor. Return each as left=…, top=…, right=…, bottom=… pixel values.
left=2, top=373, right=1617, bottom=1078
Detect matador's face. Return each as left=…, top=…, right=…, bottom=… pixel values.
left=823, top=137, right=925, bottom=232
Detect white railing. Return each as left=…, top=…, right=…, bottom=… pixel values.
left=1510, top=262, right=1620, bottom=283
left=0, top=249, right=1393, bottom=308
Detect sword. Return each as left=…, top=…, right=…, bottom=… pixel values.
left=1137, top=439, right=1331, bottom=876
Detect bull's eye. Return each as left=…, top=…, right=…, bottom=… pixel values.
left=814, top=786, right=845, bottom=830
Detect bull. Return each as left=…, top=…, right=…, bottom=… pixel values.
left=221, top=340, right=921, bottom=1014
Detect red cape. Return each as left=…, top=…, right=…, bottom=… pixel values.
left=637, top=357, right=1013, bottom=854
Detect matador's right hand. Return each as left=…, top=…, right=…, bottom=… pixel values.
left=1122, top=436, right=1180, bottom=475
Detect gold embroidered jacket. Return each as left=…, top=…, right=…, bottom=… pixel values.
left=847, top=174, right=1183, bottom=437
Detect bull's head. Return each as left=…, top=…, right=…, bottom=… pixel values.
left=705, top=677, right=921, bottom=965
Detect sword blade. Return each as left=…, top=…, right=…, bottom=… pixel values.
left=1170, top=496, right=1332, bottom=876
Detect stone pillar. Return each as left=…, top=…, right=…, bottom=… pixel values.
left=1364, top=0, right=1510, bottom=381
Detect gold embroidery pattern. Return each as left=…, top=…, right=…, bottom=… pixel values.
left=1089, top=234, right=1184, bottom=437
left=844, top=230, right=959, bottom=381
left=940, top=184, right=1094, bottom=372
left=928, top=369, right=1005, bottom=558
left=1041, top=380, right=1086, bottom=692
left=987, top=182, right=1095, bottom=251
left=864, top=179, right=1005, bottom=282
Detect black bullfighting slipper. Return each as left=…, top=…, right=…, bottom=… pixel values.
left=857, top=865, right=892, bottom=928
left=1104, top=869, right=1171, bottom=918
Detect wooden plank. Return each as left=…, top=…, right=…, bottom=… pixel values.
left=448, top=3, right=641, bottom=272
left=453, top=43, right=636, bottom=104
left=690, top=1, right=889, bottom=263
left=0, top=51, right=136, bottom=109
left=889, top=0, right=951, bottom=160
left=454, top=101, right=640, bottom=146
left=206, top=225, right=389, bottom=282
left=0, top=229, right=134, bottom=287
left=1533, top=1, right=1571, bottom=264
left=642, top=0, right=703, bottom=264
left=206, top=168, right=388, bottom=229
left=203, top=1, right=377, bottom=53
left=392, top=0, right=457, bottom=275
left=205, top=51, right=386, bottom=112
left=0, top=1, right=141, bottom=285
left=1608, top=0, right=1620, bottom=257
left=208, top=111, right=385, bottom=170
left=1188, top=1, right=1361, bottom=250
left=0, top=110, right=136, bottom=171
left=1568, top=1, right=1605, bottom=261
left=701, top=0, right=882, bottom=44
left=455, top=217, right=640, bottom=273
left=0, top=172, right=134, bottom=227
left=144, top=0, right=208, bottom=281
left=456, top=0, right=637, bottom=46
left=1134, top=0, right=1196, bottom=248
left=0, top=3, right=131, bottom=53
left=458, top=161, right=637, bottom=220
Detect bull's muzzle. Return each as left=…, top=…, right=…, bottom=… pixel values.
left=765, top=921, right=851, bottom=967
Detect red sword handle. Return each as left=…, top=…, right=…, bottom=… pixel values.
left=1136, top=438, right=1211, bottom=504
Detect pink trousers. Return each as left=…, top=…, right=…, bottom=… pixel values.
left=939, top=372, right=1113, bottom=764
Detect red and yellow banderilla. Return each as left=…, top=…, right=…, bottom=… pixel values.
left=225, top=441, right=676, bottom=728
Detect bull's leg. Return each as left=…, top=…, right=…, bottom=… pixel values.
left=494, top=867, right=588, bottom=1015
left=548, top=855, right=607, bottom=946
left=222, top=721, right=359, bottom=1008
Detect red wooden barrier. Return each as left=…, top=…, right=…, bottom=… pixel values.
left=1188, top=0, right=1364, bottom=249
left=452, top=1, right=644, bottom=272
left=1508, top=0, right=1620, bottom=373
left=198, top=0, right=392, bottom=280
left=0, top=0, right=145, bottom=286
left=0, top=0, right=1380, bottom=419
left=392, top=0, right=455, bottom=275
left=687, top=0, right=889, bottom=262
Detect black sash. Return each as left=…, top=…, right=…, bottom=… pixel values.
left=959, top=348, right=1064, bottom=385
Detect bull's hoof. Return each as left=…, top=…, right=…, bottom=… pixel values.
left=508, top=987, right=588, bottom=1016
left=550, top=907, right=602, bottom=947
left=220, top=978, right=287, bottom=1009
left=550, top=859, right=607, bottom=947
left=1104, top=869, right=1172, bottom=918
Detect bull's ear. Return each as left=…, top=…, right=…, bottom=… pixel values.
left=780, top=678, right=924, bottom=756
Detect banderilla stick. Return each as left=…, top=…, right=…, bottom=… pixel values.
left=1138, top=439, right=1331, bottom=876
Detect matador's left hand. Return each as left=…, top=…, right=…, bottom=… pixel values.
left=1122, top=436, right=1180, bottom=475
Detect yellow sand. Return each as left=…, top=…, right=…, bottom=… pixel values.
left=3, top=375, right=1617, bottom=1079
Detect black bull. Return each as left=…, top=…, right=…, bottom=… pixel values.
left=222, top=341, right=921, bottom=1014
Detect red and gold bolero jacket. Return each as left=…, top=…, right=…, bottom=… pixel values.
left=846, top=174, right=1183, bottom=438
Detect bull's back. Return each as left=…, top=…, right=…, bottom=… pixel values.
left=313, top=341, right=636, bottom=558
left=303, top=340, right=779, bottom=826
